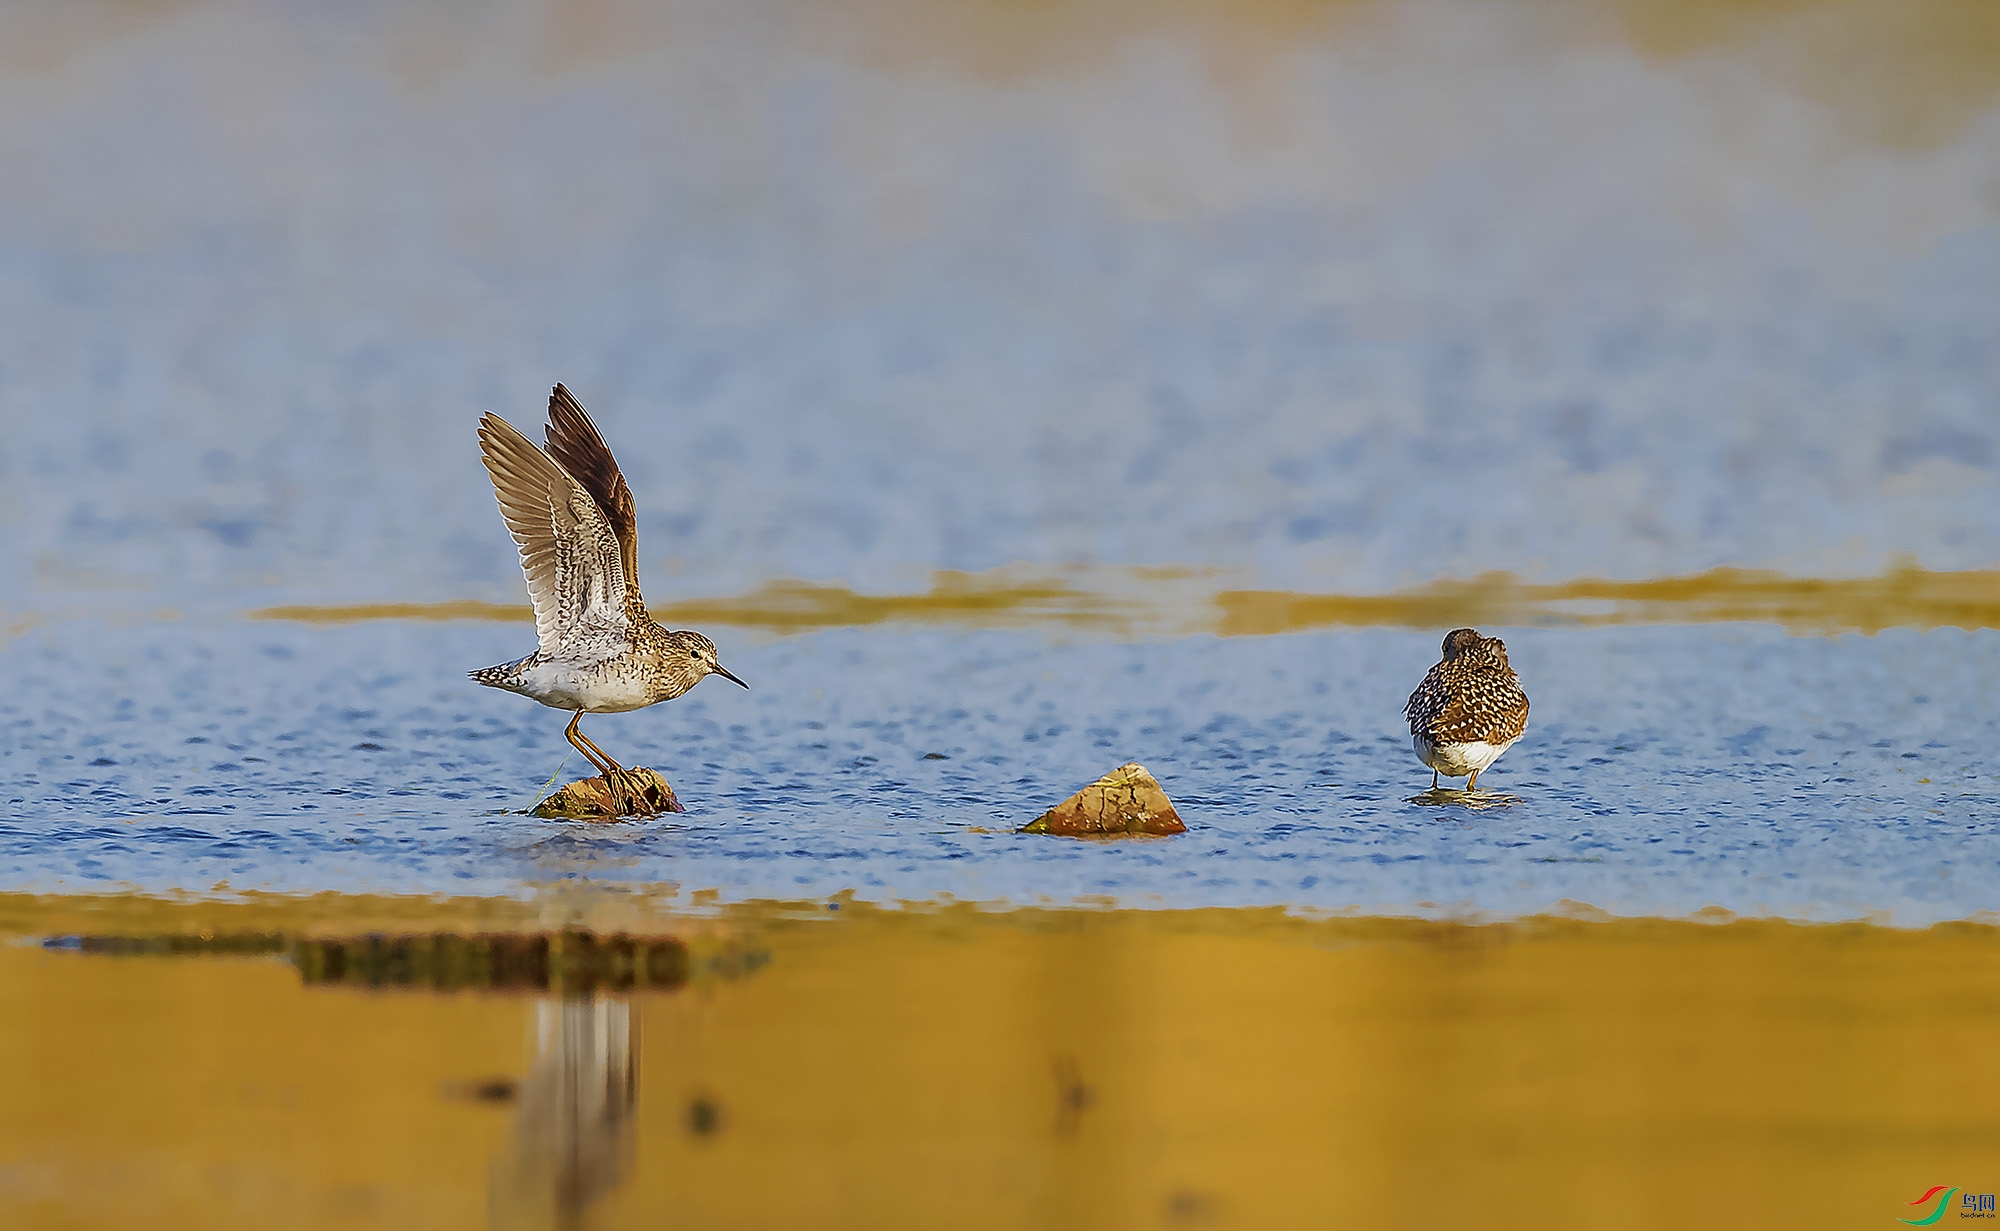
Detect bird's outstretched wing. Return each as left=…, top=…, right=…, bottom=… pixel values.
left=542, top=384, right=641, bottom=605
left=478, top=412, right=631, bottom=655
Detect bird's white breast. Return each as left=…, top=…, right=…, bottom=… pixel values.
left=1413, top=735, right=1518, bottom=777
left=512, top=658, right=656, bottom=713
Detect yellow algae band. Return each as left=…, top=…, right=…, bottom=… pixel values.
left=250, top=564, right=2000, bottom=636
left=1218, top=565, right=2000, bottom=636
left=6, top=893, right=2000, bottom=1229
left=250, top=571, right=1144, bottom=632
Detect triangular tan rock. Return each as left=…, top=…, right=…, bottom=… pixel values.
left=532, top=768, right=684, bottom=820
left=1021, top=762, right=1185, bottom=836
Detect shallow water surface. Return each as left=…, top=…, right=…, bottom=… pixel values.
left=4, top=615, right=1998, bottom=922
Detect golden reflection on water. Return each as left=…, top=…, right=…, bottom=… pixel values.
left=5, top=892, right=2000, bottom=1229
left=251, top=564, right=2000, bottom=637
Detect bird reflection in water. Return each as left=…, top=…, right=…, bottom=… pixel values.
left=41, top=925, right=760, bottom=1228
left=1053, top=1054, right=1095, bottom=1137
left=1407, top=788, right=1524, bottom=811
left=490, top=995, right=639, bottom=1231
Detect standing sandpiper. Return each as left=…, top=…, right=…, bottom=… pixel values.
left=472, top=384, right=747, bottom=814
left=1404, top=628, right=1530, bottom=792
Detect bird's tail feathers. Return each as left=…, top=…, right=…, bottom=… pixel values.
left=470, top=656, right=535, bottom=693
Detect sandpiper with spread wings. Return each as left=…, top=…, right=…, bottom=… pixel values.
left=1404, top=628, right=1529, bottom=792
left=472, top=384, right=746, bottom=813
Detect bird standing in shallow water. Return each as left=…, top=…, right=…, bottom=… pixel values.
left=1404, top=628, right=1529, bottom=792
left=472, top=384, right=747, bottom=814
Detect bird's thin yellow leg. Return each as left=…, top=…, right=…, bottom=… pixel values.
left=1467, top=770, right=1480, bottom=792
left=565, top=711, right=615, bottom=776
left=573, top=725, right=626, bottom=774
left=566, top=711, right=653, bottom=817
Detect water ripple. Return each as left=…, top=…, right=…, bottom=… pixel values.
left=2, top=617, right=1999, bottom=922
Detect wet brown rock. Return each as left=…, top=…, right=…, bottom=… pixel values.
left=532, top=768, right=684, bottom=820
left=1020, top=762, right=1185, bottom=837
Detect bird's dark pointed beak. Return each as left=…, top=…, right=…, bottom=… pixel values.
left=715, top=666, right=749, bottom=689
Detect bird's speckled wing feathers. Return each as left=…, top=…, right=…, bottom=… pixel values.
left=542, top=383, right=641, bottom=605
left=1405, top=658, right=1530, bottom=745
left=478, top=412, right=631, bottom=657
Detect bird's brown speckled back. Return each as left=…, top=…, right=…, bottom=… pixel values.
left=1404, top=628, right=1530, bottom=746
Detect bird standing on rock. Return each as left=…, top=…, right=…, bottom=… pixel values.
left=472, top=384, right=747, bottom=815
left=1404, top=628, right=1530, bottom=792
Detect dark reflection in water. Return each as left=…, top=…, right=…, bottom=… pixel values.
left=1405, top=788, right=1525, bottom=811
left=1051, top=1054, right=1094, bottom=1138
left=43, top=926, right=771, bottom=1227
left=51, top=928, right=703, bottom=995
left=295, top=931, right=691, bottom=996
left=490, top=996, right=639, bottom=1231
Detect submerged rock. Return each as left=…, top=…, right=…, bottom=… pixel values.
left=1021, top=762, right=1185, bottom=837
left=532, top=768, right=684, bottom=820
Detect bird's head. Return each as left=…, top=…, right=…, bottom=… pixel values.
left=682, top=633, right=749, bottom=690
left=1441, top=627, right=1503, bottom=663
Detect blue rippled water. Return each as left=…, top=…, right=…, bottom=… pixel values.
left=5, top=616, right=1996, bottom=922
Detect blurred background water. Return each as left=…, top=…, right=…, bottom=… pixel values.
left=2, top=0, right=1997, bottom=607
left=2, top=0, right=1999, bottom=922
